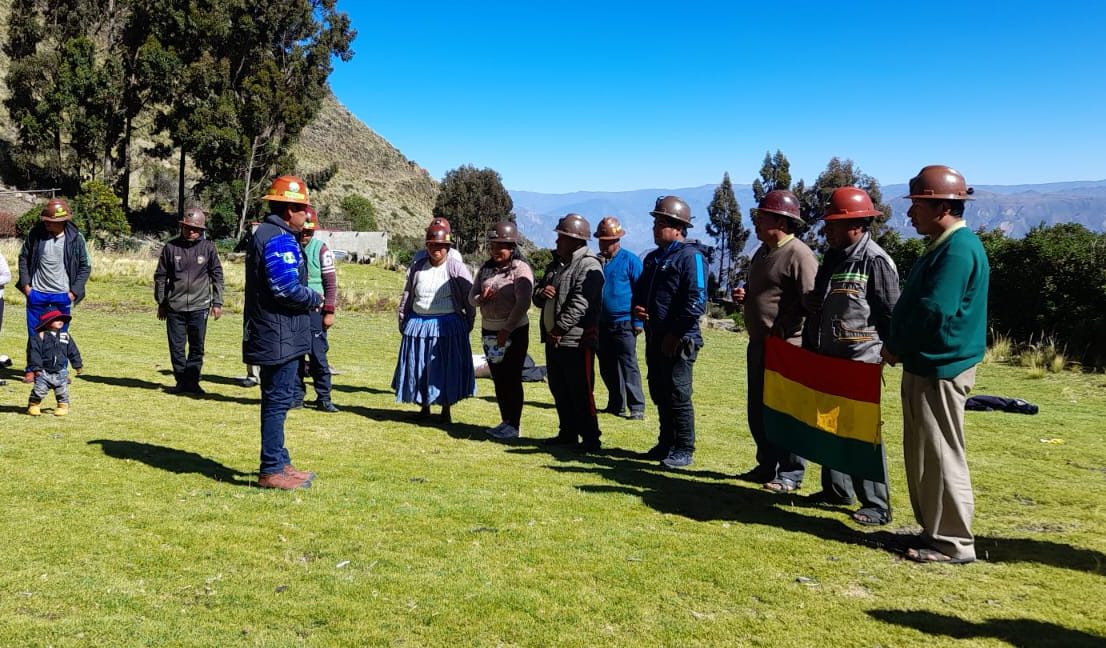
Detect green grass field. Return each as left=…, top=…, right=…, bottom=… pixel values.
left=2, top=245, right=1104, bottom=646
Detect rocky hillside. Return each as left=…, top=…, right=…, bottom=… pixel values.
left=293, top=93, right=438, bottom=238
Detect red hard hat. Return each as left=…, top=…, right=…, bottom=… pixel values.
left=302, top=206, right=318, bottom=231
left=822, top=187, right=882, bottom=221
left=903, top=165, right=975, bottom=201
left=754, top=190, right=802, bottom=222
left=426, top=223, right=453, bottom=245
left=429, top=217, right=451, bottom=232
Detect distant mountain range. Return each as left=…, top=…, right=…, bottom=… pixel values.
left=510, top=180, right=1106, bottom=254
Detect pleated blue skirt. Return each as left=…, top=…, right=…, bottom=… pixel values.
left=392, top=313, right=476, bottom=406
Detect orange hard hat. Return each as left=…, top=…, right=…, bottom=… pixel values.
left=262, top=175, right=311, bottom=206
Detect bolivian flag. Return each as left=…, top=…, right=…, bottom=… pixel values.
left=763, top=336, right=885, bottom=481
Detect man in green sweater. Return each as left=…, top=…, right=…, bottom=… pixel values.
left=883, top=165, right=989, bottom=564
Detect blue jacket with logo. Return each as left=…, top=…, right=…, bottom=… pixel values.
left=633, top=240, right=707, bottom=346
left=242, top=214, right=321, bottom=365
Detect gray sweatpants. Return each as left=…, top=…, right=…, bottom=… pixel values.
left=30, top=369, right=70, bottom=404
left=901, top=367, right=976, bottom=561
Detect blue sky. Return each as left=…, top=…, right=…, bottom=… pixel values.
left=328, top=1, right=1106, bottom=193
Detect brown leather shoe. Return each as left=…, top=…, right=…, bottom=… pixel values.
left=282, top=464, right=316, bottom=482
left=257, top=472, right=311, bottom=490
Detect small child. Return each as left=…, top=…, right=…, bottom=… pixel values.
left=27, top=310, right=83, bottom=417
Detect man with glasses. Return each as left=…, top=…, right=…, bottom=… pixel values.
left=732, top=190, right=818, bottom=492
left=154, top=208, right=225, bottom=395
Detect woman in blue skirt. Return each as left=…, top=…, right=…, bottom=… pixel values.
left=393, top=223, right=476, bottom=423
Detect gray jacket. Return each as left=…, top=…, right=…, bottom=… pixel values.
left=533, top=244, right=604, bottom=348
left=804, top=233, right=899, bottom=363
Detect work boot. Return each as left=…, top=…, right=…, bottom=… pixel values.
left=55, top=402, right=70, bottom=417
left=258, top=472, right=311, bottom=490
left=27, top=402, right=42, bottom=416
left=282, top=464, right=316, bottom=482
left=315, top=399, right=339, bottom=413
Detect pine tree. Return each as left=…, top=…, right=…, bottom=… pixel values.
left=705, top=172, right=747, bottom=290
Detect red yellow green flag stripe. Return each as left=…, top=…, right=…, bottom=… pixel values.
left=763, top=336, right=886, bottom=481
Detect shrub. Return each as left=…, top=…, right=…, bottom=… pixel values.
left=341, top=194, right=377, bottom=231
left=73, top=180, right=130, bottom=239
left=16, top=203, right=42, bottom=235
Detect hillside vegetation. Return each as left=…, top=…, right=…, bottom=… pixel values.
left=293, top=93, right=438, bottom=237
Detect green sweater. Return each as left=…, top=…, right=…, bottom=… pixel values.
left=889, top=225, right=990, bottom=378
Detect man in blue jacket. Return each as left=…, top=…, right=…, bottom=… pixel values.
left=632, top=196, right=707, bottom=468
left=595, top=216, right=646, bottom=420
left=244, top=175, right=322, bottom=490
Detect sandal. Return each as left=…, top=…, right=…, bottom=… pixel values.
left=905, top=547, right=975, bottom=564
left=763, top=478, right=800, bottom=493
left=852, top=507, right=891, bottom=526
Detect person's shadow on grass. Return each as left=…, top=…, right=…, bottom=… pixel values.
left=531, top=450, right=1106, bottom=574
left=867, top=609, right=1106, bottom=647
left=88, top=439, right=253, bottom=486
left=80, top=373, right=258, bottom=406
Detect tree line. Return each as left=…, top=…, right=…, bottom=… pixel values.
left=3, top=0, right=355, bottom=238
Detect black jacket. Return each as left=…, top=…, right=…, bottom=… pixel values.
left=633, top=240, right=707, bottom=346
left=28, top=329, right=83, bottom=373
left=17, top=222, right=92, bottom=303
left=154, top=237, right=225, bottom=312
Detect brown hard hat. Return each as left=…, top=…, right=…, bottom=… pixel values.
left=554, top=213, right=591, bottom=240
left=262, top=175, right=311, bottom=206
left=595, top=216, right=626, bottom=240
left=754, top=189, right=802, bottom=222
left=822, top=187, right=882, bottom=221
left=487, top=221, right=519, bottom=244
left=426, top=223, right=453, bottom=245
left=649, top=195, right=693, bottom=227
left=41, top=198, right=73, bottom=222
left=180, top=208, right=208, bottom=230
left=903, top=165, right=975, bottom=201
left=429, top=216, right=451, bottom=232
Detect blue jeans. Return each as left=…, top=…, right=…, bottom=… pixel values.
left=259, top=359, right=298, bottom=475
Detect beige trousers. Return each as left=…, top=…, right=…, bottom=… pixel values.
left=901, top=367, right=977, bottom=561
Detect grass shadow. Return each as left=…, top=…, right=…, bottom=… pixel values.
left=79, top=373, right=258, bottom=406
left=472, top=394, right=556, bottom=410
left=88, top=439, right=253, bottom=486
left=539, top=452, right=1106, bottom=573
left=867, top=609, right=1106, bottom=647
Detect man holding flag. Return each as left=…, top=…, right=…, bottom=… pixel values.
left=802, top=187, right=899, bottom=526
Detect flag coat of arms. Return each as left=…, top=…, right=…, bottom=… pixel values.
left=762, top=336, right=885, bottom=481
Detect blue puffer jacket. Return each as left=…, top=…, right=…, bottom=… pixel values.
left=242, top=214, right=321, bottom=365
left=633, top=239, right=707, bottom=346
